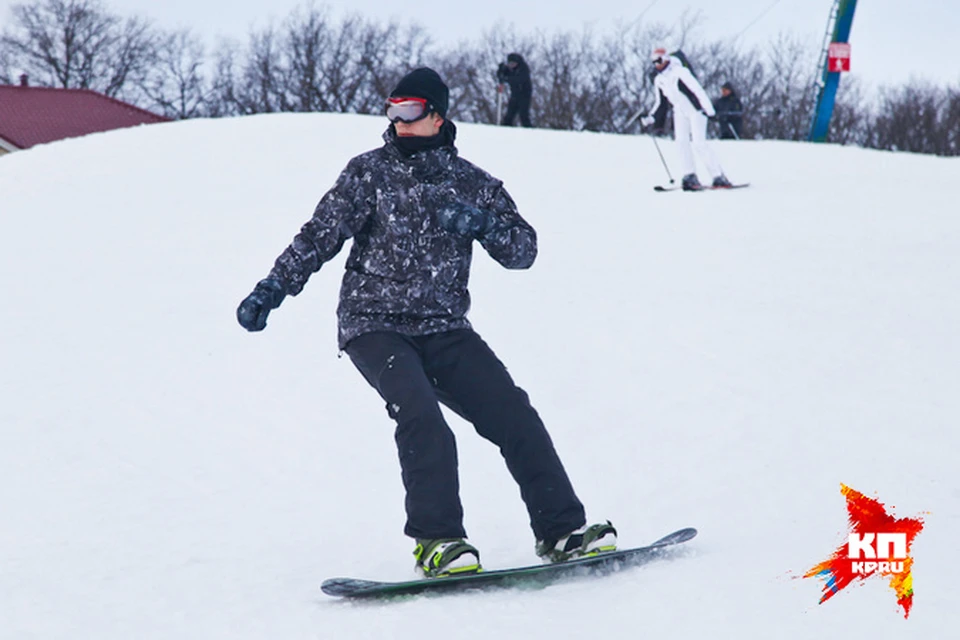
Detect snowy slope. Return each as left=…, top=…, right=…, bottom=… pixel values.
left=1, top=113, right=957, bottom=639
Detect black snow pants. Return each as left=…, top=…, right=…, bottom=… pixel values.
left=503, top=92, right=532, bottom=128
left=345, top=328, right=585, bottom=542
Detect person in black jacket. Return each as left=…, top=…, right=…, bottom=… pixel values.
left=497, top=53, right=533, bottom=127
left=715, top=82, right=743, bottom=140
left=236, top=67, right=614, bottom=578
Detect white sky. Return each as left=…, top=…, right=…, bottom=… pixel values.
left=2, top=1, right=959, bottom=90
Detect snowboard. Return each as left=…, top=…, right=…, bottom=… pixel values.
left=321, top=526, right=697, bottom=599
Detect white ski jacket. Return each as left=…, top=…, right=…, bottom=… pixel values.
left=649, top=57, right=715, bottom=119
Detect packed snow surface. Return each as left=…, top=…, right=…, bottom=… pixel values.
left=2, top=113, right=957, bottom=638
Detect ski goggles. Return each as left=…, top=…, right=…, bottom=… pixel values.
left=385, top=97, right=433, bottom=123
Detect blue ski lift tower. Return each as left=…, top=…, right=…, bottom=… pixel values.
left=808, top=0, right=859, bottom=142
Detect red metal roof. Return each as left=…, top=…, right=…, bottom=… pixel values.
left=0, top=85, right=169, bottom=150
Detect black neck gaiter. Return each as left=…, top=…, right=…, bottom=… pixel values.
left=390, top=120, right=458, bottom=156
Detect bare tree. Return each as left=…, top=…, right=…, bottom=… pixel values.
left=869, top=81, right=951, bottom=155
left=231, top=26, right=287, bottom=114
left=529, top=30, right=586, bottom=130
left=102, top=12, right=155, bottom=99
left=440, top=22, right=531, bottom=124
left=205, top=8, right=433, bottom=117
left=942, top=86, right=960, bottom=156
left=281, top=5, right=331, bottom=112
left=0, top=39, right=14, bottom=83
left=746, top=33, right=817, bottom=140
left=571, top=30, right=628, bottom=132
left=355, top=21, right=431, bottom=114
left=4, top=0, right=958, bottom=157
left=139, top=29, right=208, bottom=119
left=205, top=41, right=241, bottom=117
left=605, top=18, right=704, bottom=134
left=280, top=9, right=397, bottom=114
left=0, top=0, right=157, bottom=101
left=606, top=26, right=662, bottom=133
left=828, top=77, right=871, bottom=146
left=431, top=45, right=493, bottom=123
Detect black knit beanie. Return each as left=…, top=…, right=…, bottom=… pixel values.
left=390, top=67, right=449, bottom=118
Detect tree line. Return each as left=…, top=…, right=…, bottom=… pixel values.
left=2, top=0, right=957, bottom=156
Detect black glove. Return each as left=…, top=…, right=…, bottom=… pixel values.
left=437, top=202, right=497, bottom=239
left=237, top=278, right=286, bottom=332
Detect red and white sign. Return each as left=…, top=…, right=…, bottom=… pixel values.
left=828, top=42, right=851, bottom=72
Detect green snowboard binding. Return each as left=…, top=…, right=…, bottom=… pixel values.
left=536, top=521, right=618, bottom=563
left=413, top=538, right=482, bottom=578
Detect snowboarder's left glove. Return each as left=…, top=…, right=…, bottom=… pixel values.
left=437, top=202, right=497, bottom=239
left=640, top=115, right=655, bottom=128
left=237, top=278, right=286, bottom=332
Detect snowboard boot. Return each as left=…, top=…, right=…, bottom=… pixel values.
left=535, top=521, right=618, bottom=563
left=681, top=173, right=702, bottom=191
left=712, top=174, right=733, bottom=188
left=413, top=538, right=482, bottom=578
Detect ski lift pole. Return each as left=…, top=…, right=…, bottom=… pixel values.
left=496, top=83, right=504, bottom=125
left=809, top=0, right=858, bottom=141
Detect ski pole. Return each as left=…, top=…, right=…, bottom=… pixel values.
left=622, top=106, right=645, bottom=131
left=496, top=84, right=504, bottom=125
left=650, top=133, right=674, bottom=184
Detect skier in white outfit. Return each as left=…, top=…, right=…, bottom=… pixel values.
left=640, top=48, right=732, bottom=190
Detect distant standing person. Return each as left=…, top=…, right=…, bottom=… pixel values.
left=497, top=53, right=533, bottom=127
left=641, top=48, right=732, bottom=190
left=715, top=82, right=743, bottom=140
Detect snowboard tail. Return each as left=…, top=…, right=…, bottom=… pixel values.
left=321, top=527, right=697, bottom=599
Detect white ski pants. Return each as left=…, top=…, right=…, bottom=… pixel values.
left=674, top=110, right=723, bottom=178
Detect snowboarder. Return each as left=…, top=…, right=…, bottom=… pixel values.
left=496, top=53, right=533, bottom=127
left=715, top=82, right=744, bottom=140
left=236, top=67, right=615, bottom=578
left=641, top=48, right=733, bottom=190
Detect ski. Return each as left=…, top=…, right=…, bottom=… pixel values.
left=321, top=526, right=697, bottom=599
left=654, top=183, right=749, bottom=192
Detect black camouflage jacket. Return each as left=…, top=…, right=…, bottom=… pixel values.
left=267, top=124, right=537, bottom=348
